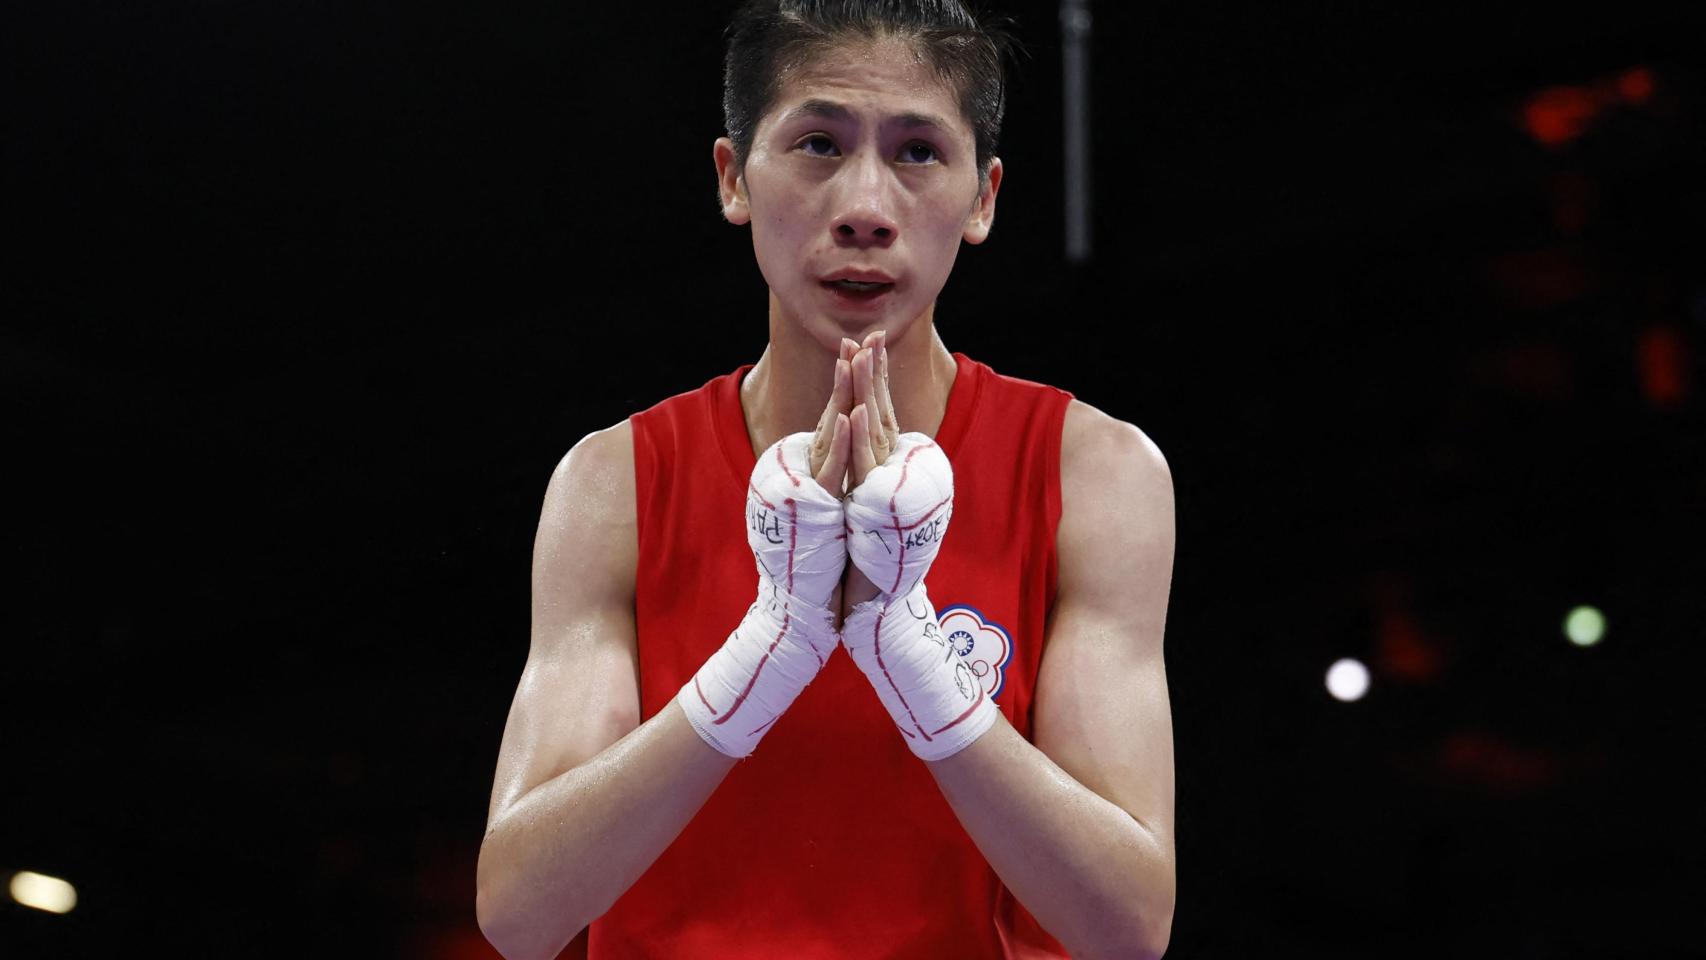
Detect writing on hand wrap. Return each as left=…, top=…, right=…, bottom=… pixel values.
left=841, top=434, right=999, bottom=761
left=746, top=432, right=848, bottom=609
left=845, top=433, right=953, bottom=600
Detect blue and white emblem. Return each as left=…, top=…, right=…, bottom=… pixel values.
left=936, top=604, right=1014, bottom=701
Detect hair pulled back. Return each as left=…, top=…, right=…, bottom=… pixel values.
left=722, top=0, right=1018, bottom=183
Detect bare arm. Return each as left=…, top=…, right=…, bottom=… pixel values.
left=836, top=345, right=1175, bottom=955
left=477, top=357, right=856, bottom=960
left=475, top=422, right=739, bottom=960
left=925, top=401, right=1177, bottom=959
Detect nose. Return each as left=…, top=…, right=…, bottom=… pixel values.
left=831, top=154, right=898, bottom=248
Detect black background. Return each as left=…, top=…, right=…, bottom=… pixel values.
left=5, top=1, right=1704, bottom=957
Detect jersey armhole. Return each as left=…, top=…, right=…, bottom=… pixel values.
left=1043, top=389, right=1073, bottom=608
left=628, top=412, right=654, bottom=558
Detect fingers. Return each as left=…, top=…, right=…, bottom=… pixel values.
left=852, top=346, right=871, bottom=410
left=827, top=333, right=889, bottom=488
left=814, top=412, right=850, bottom=492
left=873, top=332, right=899, bottom=451
left=832, top=356, right=852, bottom=412
left=809, top=356, right=853, bottom=478
left=849, top=403, right=876, bottom=485
left=851, top=346, right=891, bottom=467
left=856, top=330, right=898, bottom=461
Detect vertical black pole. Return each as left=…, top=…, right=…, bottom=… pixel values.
left=1061, top=0, right=1093, bottom=263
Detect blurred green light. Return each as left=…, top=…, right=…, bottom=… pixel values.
left=1564, top=605, right=1605, bottom=647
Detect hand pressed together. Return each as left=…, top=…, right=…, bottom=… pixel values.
left=801, top=331, right=904, bottom=618
left=806, top=333, right=994, bottom=761
left=680, top=331, right=992, bottom=762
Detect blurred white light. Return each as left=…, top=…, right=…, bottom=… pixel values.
left=9, top=870, right=77, bottom=914
left=1564, top=605, right=1606, bottom=647
left=1326, top=658, right=1370, bottom=702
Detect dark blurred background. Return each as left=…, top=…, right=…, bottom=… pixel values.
left=5, top=1, right=1704, bottom=957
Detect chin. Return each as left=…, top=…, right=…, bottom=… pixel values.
left=775, top=287, right=923, bottom=352
left=804, top=314, right=873, bottom=352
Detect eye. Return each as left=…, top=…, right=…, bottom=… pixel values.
left=798, top=134, right=839, bottom=157
left=899, top=141, right=938, bottom=164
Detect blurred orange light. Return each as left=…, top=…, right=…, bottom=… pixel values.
left=1523, top=86, right=1602, bottom=147
left=1521, top=66, right=1656, bottom=148
left=1617, top=67, right=1656, bottom=104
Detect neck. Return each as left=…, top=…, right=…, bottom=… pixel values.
left=739, top=292, right=959, bottom=457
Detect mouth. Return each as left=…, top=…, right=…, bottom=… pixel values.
left=823, top=279, right=893, bottom=292
left=820, top=278, right=895, bottom=303
left=818, top=266, right=897, bottom=306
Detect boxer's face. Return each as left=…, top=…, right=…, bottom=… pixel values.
left=716, top=35, right=1001, bottom=351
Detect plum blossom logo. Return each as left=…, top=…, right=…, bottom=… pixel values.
left=936, top=604, right=1013, bottom=701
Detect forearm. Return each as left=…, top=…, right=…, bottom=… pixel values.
left=927, top=714, right=1175, bottom=960
left=476, top=700, right=737, bottom=960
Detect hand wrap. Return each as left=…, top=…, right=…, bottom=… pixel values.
left=841, top=434, right=998, bottom=761
left=677, top=433, right=844, bottom=758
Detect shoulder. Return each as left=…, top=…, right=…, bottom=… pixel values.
left=1056, top=400, right=1174, bottom=578
left=1060, top=399, right=1172, bottom=508
left=545, top=419, right=634, bottom=512
left=536, top=420, right=636, bottom=601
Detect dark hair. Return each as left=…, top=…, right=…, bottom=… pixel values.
left=722, top=0, right=1019, bottom=185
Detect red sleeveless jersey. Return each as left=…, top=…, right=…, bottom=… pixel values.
left=596, top=352, right=1073, bottom=959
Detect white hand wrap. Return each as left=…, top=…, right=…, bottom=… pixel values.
left=844, top=433, right=954, bottom=599
left=841, top=434, right=998, bottom=761
left=677, top=432, right=845, bottom=759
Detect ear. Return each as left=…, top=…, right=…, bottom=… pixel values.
left=714, top=137, right=751, bottom=225
left=962, top=156, right=1002, bottom=245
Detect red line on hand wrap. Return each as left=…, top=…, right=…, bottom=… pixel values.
left=712, top=610, right=792, bottom=725
left=929, top=683, right=984, bottom=736
left=872, top=605, right=931, bottom=742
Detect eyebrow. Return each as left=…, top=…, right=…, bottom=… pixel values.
left=779, top=98, right=957, bottom=135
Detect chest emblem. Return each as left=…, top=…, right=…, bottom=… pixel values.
left=936, top=604, right=1014, bottom=701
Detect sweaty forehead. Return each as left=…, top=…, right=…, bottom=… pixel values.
left=766, top=36, right=968, bottom=136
